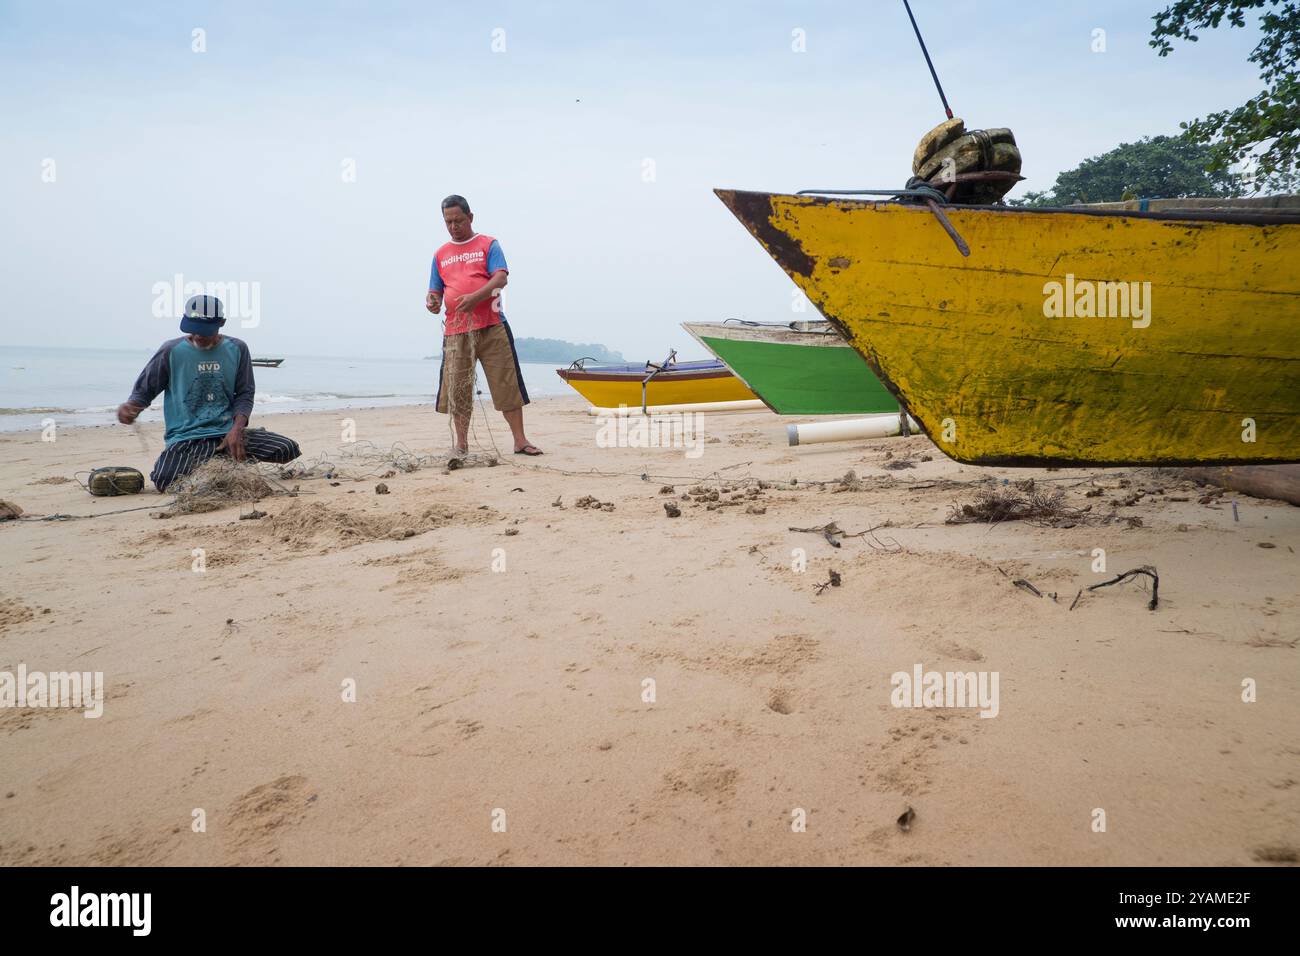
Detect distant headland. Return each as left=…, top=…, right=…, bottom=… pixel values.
left=425, top=337, right=625, bottom=364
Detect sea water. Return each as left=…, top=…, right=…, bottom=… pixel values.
left=0, top=346, right=570, bottom=433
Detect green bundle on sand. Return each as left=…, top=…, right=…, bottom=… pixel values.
left=87, top=467, right=145, bottom=497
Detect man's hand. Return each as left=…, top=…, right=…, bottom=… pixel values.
left=453, top=293, right=480, bottom=316
left=117, top=401, right=145, bottom=425
left=426, top=290, right=443, bottom=314
left=217, top=418, right=248, bottom=462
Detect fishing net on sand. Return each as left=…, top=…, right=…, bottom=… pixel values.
left=435, top=325, right=506, bottom=466
left=166, top=458, right=278, bottom=515
left=270, top=326, right=503, bottom=484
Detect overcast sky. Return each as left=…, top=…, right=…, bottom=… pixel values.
left=0, top=0, right=1267, bottom=361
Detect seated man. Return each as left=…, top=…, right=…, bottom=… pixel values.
left=116, top=294, right=301, bottom=491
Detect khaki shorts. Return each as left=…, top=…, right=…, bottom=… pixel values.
left=435, top=321, right=530, bottom=414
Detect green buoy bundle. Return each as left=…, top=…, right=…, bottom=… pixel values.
left=87, top=466, right=145, bottom=497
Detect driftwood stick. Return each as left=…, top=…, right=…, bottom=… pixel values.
left=1087, top=565, right=1160, bottom=611
left=789, top=521, right=843, bottom=548
left=1013, top=578, right=1042, bottom=598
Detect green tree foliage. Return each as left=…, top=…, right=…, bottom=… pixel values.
left=1151, top=0, right=1299, bottom=192
left=1009, top=134, right=1245, bottom=206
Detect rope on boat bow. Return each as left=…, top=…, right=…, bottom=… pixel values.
left=796, top=168, right=1023, bottom=258
left=795, top=183, right=969, bottom=257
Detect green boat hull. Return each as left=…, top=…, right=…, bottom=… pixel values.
left=684, top=323, right=899, bottom=415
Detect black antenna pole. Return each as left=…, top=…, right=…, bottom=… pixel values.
left=902, top=0, right=953, bottom=119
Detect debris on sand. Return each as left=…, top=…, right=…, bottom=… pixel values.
left=575, top=495, right=615, bottom=512
left=1088, top=566, right=1160, bottom=611
left=814, top=570, right=842, bottom=595
left=167, top=459, right=275, bottom=515
left=663, top=502, right=681, bottom=518
left=375, top=483, right=390, bottom=495
left=946, top=488, right=1094, bottom=527
left=833, top=470, right=864, bottom=492
left=0, top=500, right=23, bottom=521
left=1013, top=578, right=1042, bottom=598
left=791, top=521, right=844, bottom=548
left=897, top=806, right=916, bottom=832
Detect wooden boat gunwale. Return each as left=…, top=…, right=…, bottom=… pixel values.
left=682, top=319, right=846, bottom=349
left=556, top=361, right=736, bottom=384
left=780, top=190, right=1300, bottom=227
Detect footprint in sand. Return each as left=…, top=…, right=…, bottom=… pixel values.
left=937, top=641, right=985, bottom=662
left=663, top=759, right=740, bottom=803
left=1252, top=844, right=1298, bottom=864
left=226, top=774, right=315, bottom=859
left=0, top=598, right=37, bottom=633
left=456, top=718, right=484, bottom=739
left=766, top=687, right=796, bottom=715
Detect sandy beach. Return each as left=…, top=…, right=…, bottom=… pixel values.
left=1, top=397, right=1297, bottom=866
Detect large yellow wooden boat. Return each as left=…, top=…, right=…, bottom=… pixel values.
left=716, top=189, right=1300, bottom=466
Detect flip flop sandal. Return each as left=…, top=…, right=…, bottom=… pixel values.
left=514, top=445, right=543, bottom=456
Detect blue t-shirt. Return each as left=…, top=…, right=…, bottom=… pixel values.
left=128, top=336, right=256, bottom=446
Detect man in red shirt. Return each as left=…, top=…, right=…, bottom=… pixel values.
left=426, top=195, right=541, bottom=456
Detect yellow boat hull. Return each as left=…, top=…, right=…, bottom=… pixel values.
left=717, top=189, right=1300, bottom=466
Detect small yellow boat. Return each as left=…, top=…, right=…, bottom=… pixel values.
left=716, top=189, right=1300, bottom=466
left=556, top=353, right=757, bottom=409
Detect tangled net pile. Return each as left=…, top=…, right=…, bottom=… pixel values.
left=166, top=458, right=279, bottom=515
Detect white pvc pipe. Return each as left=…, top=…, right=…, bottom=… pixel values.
left=587, top=399, right=767, bottom=416
left=787, top=413, right=920, bottom=446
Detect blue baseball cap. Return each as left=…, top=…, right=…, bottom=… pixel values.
left=180, top=294, right=226, bottom=335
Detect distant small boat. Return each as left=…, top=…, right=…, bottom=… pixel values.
left=716, top=188, right=1300, bottom=466
left=683, top=319, right=899, bottom=416
left=556, top=350, right=757, bottom=410
left=251, top=358, right=284, bottom=368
